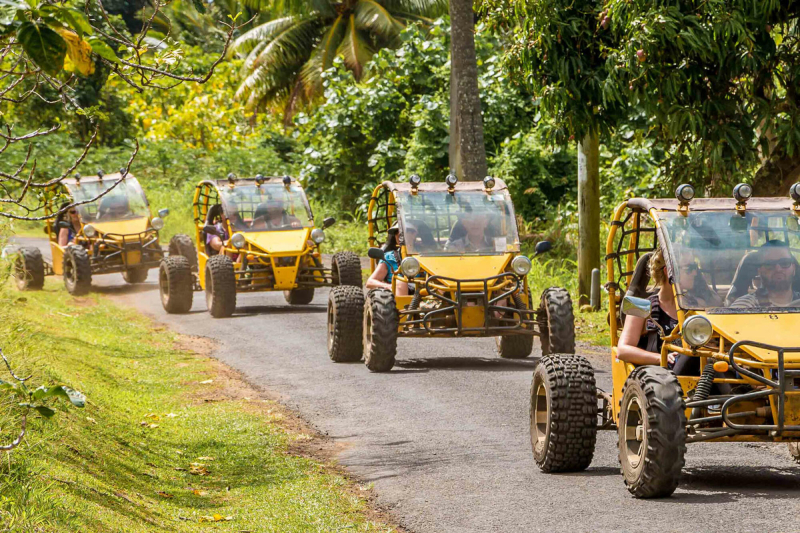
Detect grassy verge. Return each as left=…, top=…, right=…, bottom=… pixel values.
left=0, top=278, right=394, bottom=532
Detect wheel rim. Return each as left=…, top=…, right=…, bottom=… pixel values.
left=532, top=379, right=549, bottom=455
left=623, top=396, right=645, bottom=469
left=160, top=267, right=169, bottom=306
left=327, top=301, right=335, bottom=352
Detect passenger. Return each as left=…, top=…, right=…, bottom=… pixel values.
left=365, top=246, right=409, bottom=296
left=731, top=240, right=800, bottom=308
left=58, top=207, right=82, bottom=246
left=616, top=249, right=680, bottom=366
left=444, top=211, right=492, bottom=252
left=675, top=253, right=723, bottom=308
left=206, top=209, right=229, bottom=255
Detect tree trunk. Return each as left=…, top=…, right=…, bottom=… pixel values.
left=448, top=0, right=487, bottom=181
left=577, top=131, right=600, bottom=307
left=752, top=150, right=800, bottom=196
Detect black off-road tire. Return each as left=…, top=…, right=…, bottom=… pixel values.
left=619, top=366, right=687, bottom=498
left=159, top=256, right=193, bottom=314
left=530, top=354, right=597, bottom=472
left=538, top=287, right=575, bottom=356
left=168, top=233, right=198, bottom=272
left=787, top=443, right=800, bottom=465
left=205, top=255, right=236, bottom=318
left=13, top=246, right=45, bottom=291
left=332, top=251, right=362, bottom=287
left=63, top=245, right=92, bottom=296
left=327, top=286, right=365, bottom=362
left=122, top=266, right=149, bottom=284
left=284, top=288, right=315, bottom=305
left=363, top=289, right=398, bottom=372
left=496, top=335, right=534, bottom=359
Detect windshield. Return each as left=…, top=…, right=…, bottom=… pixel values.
left=661, top=210, right=800, bottom=311
left=65, top=178, right=149, bottom=222
left=219, top=183, right=312, bottom=232
left=394, top=189, right=520, bottom=256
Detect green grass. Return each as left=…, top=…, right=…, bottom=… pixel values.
left=0, top=277, right=393, bottom=532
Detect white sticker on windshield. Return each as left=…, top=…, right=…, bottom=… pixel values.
left=494, top=237, right=507, bottom=252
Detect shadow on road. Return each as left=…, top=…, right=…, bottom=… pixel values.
left=674, top=466, right=800, bottom=502
left=92, top=283, right=158, bottom=296
left=235, top=304, right=327, bottom=316
left=395, top=357, right=540, bottom=372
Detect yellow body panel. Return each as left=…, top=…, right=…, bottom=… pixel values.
left=50, top=243, right=64, bottom=275
left=703, top=312, right=800, bottom=363
left=459, top=306, right=486, bottom=329
left=92, top=217, right=150, bottom=236
left=416, top=255, right=510, bottom=281
left=247, top=229, right=310, bottom=255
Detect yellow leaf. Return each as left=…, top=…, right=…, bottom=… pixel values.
left=191, top=489, right=208, bottom=496
left=196, top=456, right=214, bottom=461
left=144, top=413, right=160, bottom=421
left=156, top=491, right=173, bottom=499
left=54, top=28, right=94, bottom=76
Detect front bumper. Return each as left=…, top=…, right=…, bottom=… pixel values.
left=718, top=340, right=800, bottom=435
left=90, top=231, right=163, bottom=273
left=400, top=272, right=536, bottom=337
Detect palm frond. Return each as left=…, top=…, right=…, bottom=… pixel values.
left=379, top=0, right=447, bottom=17
left=337, top=14, right=374, bottom=80
left=239, top=0, right=335, bottom=19
left=300, top=15, right=346, bottom=98
left=231, top=15, right=304, bottom=56
left=355, top=0, right=404, bottom=38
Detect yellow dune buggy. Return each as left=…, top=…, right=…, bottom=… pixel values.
left=326, top=175, right=575, bottom=372
left=159, top=174, right=362, bottom=317
left=530, top=182, right=800, bottom=498
left=13, top=171, right=168, bottom=295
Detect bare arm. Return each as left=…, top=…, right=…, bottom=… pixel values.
left=617, top=315, right=661, bottom=365
left=366, top=263, right=392, bottom=291
left=58, top=227, right=69, bottom=247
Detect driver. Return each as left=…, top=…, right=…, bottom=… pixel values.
left=97, top=194, right=129, bottom=220
left=444, top=209, right=492, bottom=253
left=252, top=198, right=302, bottom=230
left=731, top=240, right=800, bottom=308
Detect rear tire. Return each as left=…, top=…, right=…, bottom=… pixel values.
left=159, top=256, right=193, bottom=314
left=530, top=354, right=597, bottom=472
left=363, top=289, right=398, bottom=372
left=496, top=335, right=534, bottom=359
left=332, top=251, right=362, bottom=287
left=284, top=288, right=315, bottom=305
left=63, top=245, right=92, bottom=296
left=122, top=266, right=149, bottom=284
left=538, top=287, right=575, bottom=356
left=205, top=255, right=236, bottom=318
left=327, top=286, right=365, bottom=362
left=13, top=247, right=45, bottom=291
left=619, top=366, right=686, bottom=498
left=168, top=233, right=198, bottom=272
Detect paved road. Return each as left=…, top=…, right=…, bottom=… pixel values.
left=12, top=238, right=800, bottom=532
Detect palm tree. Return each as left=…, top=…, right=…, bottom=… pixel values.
left=230, top=0, right=447, bottom=119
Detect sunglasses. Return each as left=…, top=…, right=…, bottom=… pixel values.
left=761, top=258, right=794, bottom=270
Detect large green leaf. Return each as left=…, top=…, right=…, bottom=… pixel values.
left=17, top=20, right=66, bottom=74
left=191, top=0, right=206, bottom=14
left=87, top=36, right=119, bottom=64
left=32, top=385, right=86, bottom=407
left=56, top=7, right=93, bottom=37
left=33, top=405, right=56, bottom=418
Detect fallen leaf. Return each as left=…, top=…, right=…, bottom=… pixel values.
left=174, top=467, right=188, bottom=472
left=198, top=514, right=233, bottom=523
left=144, top=413, right=160, bottom=421
left=199, top=379, right=213, bottom=385
left=156, top=491, right=173, bottom=498
left=164, top=413, right=178, bottom=418
left=192, top=489, right=208, bottom=496
left=86, top=417, right=97, bottom=424
left=189, top=463, right=210, bottom=476
left=196, top=456, right=215, bottom=461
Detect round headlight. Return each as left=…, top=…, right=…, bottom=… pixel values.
left=311, top=228, right=325, bottom=244
left=400, top=257, right=420, bottom=278
left=83, top=224, right=96, bottom=238
left=733, top=183, right=753, bottom=202
left=511, top=255, right=532, bottom=276
left=230, top=232, right=246, bottom=249
left=676, top=184, right=695, bottom=202
left=682, top=315, right=713, bottom=348
left=483, top=176, right=496, bottom=189
left=151, top=217, right=164, bottom=231
left=790, top=182, right=800, bottom=202
left=445, top=173, right=458, bottom=187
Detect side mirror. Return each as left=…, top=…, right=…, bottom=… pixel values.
left=57, top=220, right=71, bottom=230
left=322, top=217, right=336, bottom=229
left=158, top=208, right=170, bottom=218
left=621, top=295, right=652, bottom=319
left=533, top=241, right=552, bottom=256
left=367, top=247, right=385, bottom=261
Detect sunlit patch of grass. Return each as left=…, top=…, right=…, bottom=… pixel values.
left=0, top=279, right=394, bottom=532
